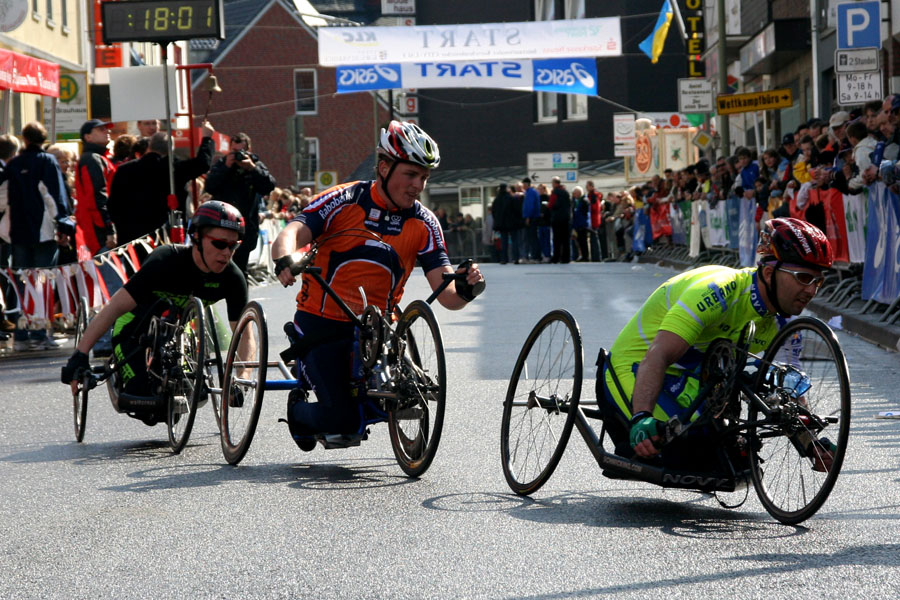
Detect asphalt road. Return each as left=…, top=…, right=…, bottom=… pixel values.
left=1, top=261, right=899, bottom=599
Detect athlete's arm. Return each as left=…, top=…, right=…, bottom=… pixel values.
left=424, top=262, right=484, bottom=310
left=630, top=329, right=690, bottom=458
left=74, top=288, right=137, bottom=355
left=272, top=220, right=314, bottom=287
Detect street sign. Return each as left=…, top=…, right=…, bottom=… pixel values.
left=677, top=78, right=713, bottom=114
left=836, top=0, right=881, bottom=49
left=715, top=88, right=793, bottom=115
left=613, top=113, right=635, bottom=157
left=692, top=130, right=713, bottom=150
left=527, top=170, right=578, bottom=184
left=837, top=71, right=883, bottom=105
left=527, top=152, right=578, bottom=170
left=315, top=170, right=338, bottom=191
left=834, top=47, right=880, bottom=73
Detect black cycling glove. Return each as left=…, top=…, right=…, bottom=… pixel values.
left=61, top=350, right=90, bottom=384
left=274, top=254, right=294, bottom=278
left=455, top=259, right=485, bottom=302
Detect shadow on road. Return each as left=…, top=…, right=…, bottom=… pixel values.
left=502, top=542, right=900, bottom=600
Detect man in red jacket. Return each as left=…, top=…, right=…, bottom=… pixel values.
left=75, top=119, right=116, bottom=256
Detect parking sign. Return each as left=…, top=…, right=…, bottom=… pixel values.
left=836, top=1, right=881, bottom=49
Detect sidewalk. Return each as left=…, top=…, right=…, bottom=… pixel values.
left=639, top=253, right=900, bottom=353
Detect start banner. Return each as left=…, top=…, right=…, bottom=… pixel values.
left=0, top=48, right=59, bottom=97
left=336, top=58, right=597, bottom=96
left=319, top=17, right=621, bottom=66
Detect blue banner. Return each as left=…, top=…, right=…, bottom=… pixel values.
left=531, top=58, right=597, bottom=96
left=862, top=183, right=900, bottom=304
left=726, top=195, right=741, bottom=251
left=336, top=58, right=597, bottom=96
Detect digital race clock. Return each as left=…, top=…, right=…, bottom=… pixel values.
left=101, top=0, right=225, bottom=44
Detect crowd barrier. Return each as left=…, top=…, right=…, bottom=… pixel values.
left=640, top=181, right=900, bottom=326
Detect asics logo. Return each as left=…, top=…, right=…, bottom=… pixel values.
left=338, top=65, right=400, bottom=86
left=535, top=62, right=595, bottom=89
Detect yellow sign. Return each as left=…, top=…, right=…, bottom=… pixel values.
left=716, top=89, right=794, bottom=115
left=315, top=170, right=338, bottom=192
left=58, top=75, right=79, bottom=103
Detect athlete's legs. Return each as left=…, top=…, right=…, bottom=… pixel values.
left=289, top=311, right=360, bottom=435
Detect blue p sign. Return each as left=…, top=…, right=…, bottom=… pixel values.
left=837, top=1, right=881, bottom=49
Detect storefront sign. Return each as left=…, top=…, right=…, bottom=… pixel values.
left=680, top=0, right=706, bottom=77
left=319, top=17, right=621, bottom=66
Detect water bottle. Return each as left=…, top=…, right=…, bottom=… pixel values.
left=782, top=368, right=811, bottom=399
left=170, top=210, right=185, bottom=244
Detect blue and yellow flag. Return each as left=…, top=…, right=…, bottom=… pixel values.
left=639, top=0, right=673, bottom=64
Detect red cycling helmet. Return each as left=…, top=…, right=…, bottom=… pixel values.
left=757, top=217, right=833, bottom=269
left=189, top=200, right=246, bottom=239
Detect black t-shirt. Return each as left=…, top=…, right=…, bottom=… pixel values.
left=124, top=244, right=248, bottom=322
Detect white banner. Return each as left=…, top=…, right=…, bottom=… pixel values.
left=318, top=17, right=622, bottom=66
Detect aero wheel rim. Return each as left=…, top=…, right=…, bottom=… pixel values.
left=506, top=317, right=577, bottom=486
left=754, top=321, right=848, bottom=519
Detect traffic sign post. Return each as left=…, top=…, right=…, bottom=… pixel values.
left=837, top=71, right=883, bottom=105
left=677, top=78, right=713, bottom=114
left=836, top=0, right=881, bottom=50
left=526, top=152, right=578, bottom=183
left=715, top=89, right=793, bottom=115
left=834, top=47, right=880, bottom=73
left=527, top=170, right=578, bottom=184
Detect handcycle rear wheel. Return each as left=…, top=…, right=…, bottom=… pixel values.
left=72, top=296, right=90, bottom=442
left=389, top=300, right=446, bottom=477
left=166, top=297, right=206, bottom=454
left=220, top=301, right=268, bottom=465
left=749, top=317, right=851, bottom=525
left=501, top=309, right=582, bottom=495
left=203, top=305, right=225, bottom=429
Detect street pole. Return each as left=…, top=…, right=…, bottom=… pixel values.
left=717, top=0, right=729, bottom=157
left=160, top=43, right=176, bottom=208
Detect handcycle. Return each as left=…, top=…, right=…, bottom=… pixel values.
left=71, top=294, right=224, bottom=454
left=217, top=229, right=477, bottom=477
left=500, top=309, right=851, bottom=525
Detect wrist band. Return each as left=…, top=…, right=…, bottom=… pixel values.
left=630, top=410, right=652, bottom=425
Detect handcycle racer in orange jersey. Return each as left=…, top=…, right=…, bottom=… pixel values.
left=272, top=120, right=485, bottom=449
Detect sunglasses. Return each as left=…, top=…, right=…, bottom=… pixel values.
left=778, top=267, right=825, bottom=287
left=207, top=236, right=241, bottom=252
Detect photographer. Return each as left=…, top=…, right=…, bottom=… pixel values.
left=205, top=132, right=276, bottom=273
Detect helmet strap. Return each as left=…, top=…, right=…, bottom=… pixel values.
left=760, top=260, right=789, bottom=317
left=192, top=233, right=213, bottom=273
left=377, top=159, right=403, bottom=211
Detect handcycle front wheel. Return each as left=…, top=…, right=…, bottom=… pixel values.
left=389, top=300, right=446, bottom=478
left=72, top=296, right=90, bottom=442
left=749, top=316, right=851, bottom=525
left=220, top=301, right=268, bottom=465
left=501, top=309, right=583, bottom=495
left=166, top=297, right=206, bottom=454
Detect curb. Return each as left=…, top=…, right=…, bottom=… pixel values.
left=638, top=254, right=900, bottom=353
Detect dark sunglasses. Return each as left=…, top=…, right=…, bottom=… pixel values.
left=778, top=267, right=825, bottom=287
left=207, top=236, right=241, bottom=252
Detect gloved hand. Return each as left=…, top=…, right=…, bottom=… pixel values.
left=455, top=259, right=485, bottom=302
left=61, top=350, right=90, bottom=384
left=629, top=411, right=662, bottom=451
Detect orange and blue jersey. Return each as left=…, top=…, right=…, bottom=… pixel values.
left=292, top=180, right=450, bottom=321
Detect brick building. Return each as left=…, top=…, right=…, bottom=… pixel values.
left=190, top=0, right=389, bottom=189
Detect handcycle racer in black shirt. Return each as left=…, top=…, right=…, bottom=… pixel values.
left=61, top=201, right=249, bottom=424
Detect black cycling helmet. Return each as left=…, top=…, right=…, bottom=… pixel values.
left=189, top=200, right=245, bottom=239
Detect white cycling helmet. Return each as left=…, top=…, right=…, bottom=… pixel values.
left=377, top=120, right=441, bottom=169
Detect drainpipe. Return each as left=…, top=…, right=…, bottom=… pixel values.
left=810, top=0, right=821, bottom=116
left=717, top=0, right=729, bottom=155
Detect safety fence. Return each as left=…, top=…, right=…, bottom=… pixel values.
left=637, top=182, right=900, bottom=326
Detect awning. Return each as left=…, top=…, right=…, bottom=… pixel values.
left=0, top=48, right=60, bottom=98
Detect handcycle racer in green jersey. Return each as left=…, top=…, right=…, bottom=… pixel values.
left=601, top=217, right=836, bottom=472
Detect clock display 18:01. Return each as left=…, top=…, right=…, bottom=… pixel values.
left=101, top=0, right=225, bottom=44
